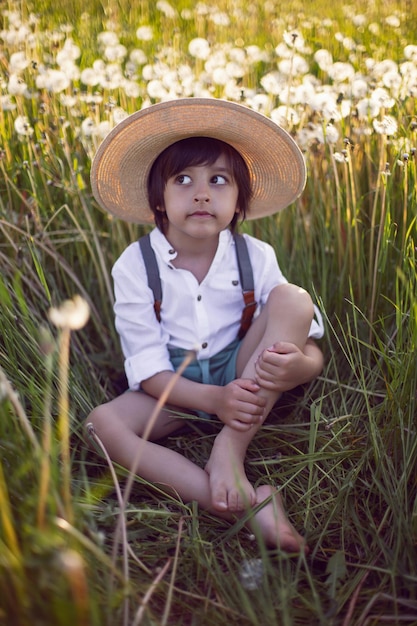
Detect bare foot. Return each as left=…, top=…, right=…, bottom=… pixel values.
left=250, top=485, right=309, bottom=554
left=205, top=432, right=256, bottom=512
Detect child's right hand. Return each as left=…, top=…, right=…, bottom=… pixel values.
left=214, top=379, right=266, bottom=431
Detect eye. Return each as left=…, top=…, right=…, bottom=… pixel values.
left=211, top=174, right=227, bottom=184
left=175, top=174, right=192, bottom=184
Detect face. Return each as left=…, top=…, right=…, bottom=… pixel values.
left=161, top=154, right=240, bottom=246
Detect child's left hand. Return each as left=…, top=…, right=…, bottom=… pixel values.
left=254, top=341, right=317, bottom=393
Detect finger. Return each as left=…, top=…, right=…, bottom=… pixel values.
left=230, top=419, right=253, bottom=432
left=267, top=341, right=298, bottom=355
left=236, top=378, right=262, bottom=392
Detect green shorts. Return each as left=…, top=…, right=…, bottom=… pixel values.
left=168, top=338, right=241, bottom=419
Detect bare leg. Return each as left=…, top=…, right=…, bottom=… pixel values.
left=86, top=391, right=307, bottom=552
left=251, top=485, right=309, bottom=553
left=206, top=283, right=314, bottom=512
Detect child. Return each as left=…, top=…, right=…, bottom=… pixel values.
left=87, top=98, right=324, bottom=553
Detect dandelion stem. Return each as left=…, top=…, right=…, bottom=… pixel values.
left=0, top=365, right=40, bottom=453
left=57, top=326, right=73, bottom=523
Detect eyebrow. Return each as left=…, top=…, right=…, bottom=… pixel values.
left=208, top=165, right=232, bottom=174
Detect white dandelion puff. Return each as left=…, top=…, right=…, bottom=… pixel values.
left=314, top=49, right=333, bottom=72
left=373, top=115, right=398, bottom=136
left=9, top=51, right=30, bottom=73
left=48, top=295, right=90, bottom=330
left=14, top=115, right=34, bottom=136
left=156, top=0, right=177, bottom=18
left=188, top=38, right=210, bottom=60
left=7, top=74, right=29, bottom=96
left=136, top=25, right=153, bottom=41
left=80, top=67, right=99, bottom=86
left=130, top=49, right=147, bottom=65
left=36, top=69, right=70, bottom=93
left=97, top=31, right=119, bottom=48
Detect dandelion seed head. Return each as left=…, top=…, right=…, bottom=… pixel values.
left=368, top=22, right=380, bottom=35
left=356, top=97, right=380, bottom=119
left=373, top=115, right=398, bottom=136
left=81, top=117, right=95, bottom=136
left=211, top=67, right=229, bottom=86
left=9, top=51, right=30, bottom=73
left=97, top=31, right=120, bottom=48
left=104, top=43, right=127, bottom=62
left=351, top=77, right=369, bottom=99
left=370, top=87, right=395, bottom=110
left=352, top=14, right=367, bottom=28
left=246, top=45, right=269, bottom=64
left=36, top=69, right=70, bottom=93
left=314, top=49, right=333, bottom=72
left=188, top=37, right=210, bottom=60
left=80, top=67, right=99, bottom=87
left=283, top=29, right=304, bottom=50
left=7, top=74, right=29, bottom=97
left=48, top=295, right=90, bottom=330
left=0, top=95, right=17, bottom=111
left=327, top=62, right=355, bottom=83
left=343, top=37, right=356, bottom=51
left=274, top=42, right=292, bottom=59
left=242, top=93, right=268, bottom=115
left=60, top=94, right=78, bottom=108
left=122, top=79, right=140, bottom=98
left=129, top=48, right=147, bottom=65
left=270, top=105, right=300, bottom=127
left=404, top=45, right=417, bottom=62
left=136, top=25, right=153, bottom=41
left=156, top=0, right=177, bottom=18
left=14, top=115, right=34, bottom=136
left=385, top=14, right=400, bottom=28
left=279, top=55, right=309, bottom=77
left=147, top=79, right=168, bottom=99
left=333, top=151, right=347, bottom=163
left=260, top=71, right=285, bottom=95
left=56, top=38, right=81, bottom=64
left=209, top=11, right=230, bottom=26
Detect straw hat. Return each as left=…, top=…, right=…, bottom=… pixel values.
left=90, top=98, right=306, bottom=224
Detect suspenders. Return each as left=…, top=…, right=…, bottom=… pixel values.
left=138, top=232, right=257, bottom=339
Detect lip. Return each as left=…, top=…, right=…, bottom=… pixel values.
left=188, top=210, right=214, bottom=218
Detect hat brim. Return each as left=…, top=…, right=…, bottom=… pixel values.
left=90, top=98, right=306, bottom=224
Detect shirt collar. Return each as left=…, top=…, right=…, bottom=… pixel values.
left=149, top=227, right=233, bottom=267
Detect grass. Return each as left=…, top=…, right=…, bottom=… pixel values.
left=0, top=0, right=416, bottom=624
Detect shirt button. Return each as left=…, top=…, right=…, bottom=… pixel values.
left=201, top=342, right=208, bottom=349
left=168, top=248, right=175, bottom=255
left=197, top=295, right=202, bottom=301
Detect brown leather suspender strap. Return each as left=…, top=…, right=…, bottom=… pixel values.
left=233, top=233, right=257, bottom=339
left=138, top=232, right=257, bottom=338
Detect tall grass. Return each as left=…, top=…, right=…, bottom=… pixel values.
left=0, top=0, right=416, bottom=624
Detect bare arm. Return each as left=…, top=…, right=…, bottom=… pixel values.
left=254, top=338, right=324, bottom=393
left=142, top=371, right=265, bottom=431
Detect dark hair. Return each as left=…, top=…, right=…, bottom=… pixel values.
left=147, top=136, right=252, bottom=232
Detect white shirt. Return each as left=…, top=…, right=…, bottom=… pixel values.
left=112, top=228, right=324, bottom=390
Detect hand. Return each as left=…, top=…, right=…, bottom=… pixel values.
left=254, top=341, right=317, bottom=393
left=214, top=378, right=266, bottom=431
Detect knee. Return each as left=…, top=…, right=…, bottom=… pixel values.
left=83, top=404, right=110, bottom=448
left=267, top=283, right=314, bottom=322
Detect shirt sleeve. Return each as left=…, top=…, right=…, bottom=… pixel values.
left=245, top=235, right=325, bottom=339
left=112, top=243, right=174, bottom=390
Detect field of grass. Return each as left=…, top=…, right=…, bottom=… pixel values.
left=0, top=0, right=416, bottom=624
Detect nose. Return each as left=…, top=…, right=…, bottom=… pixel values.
left=193, top=180, right=210, bottom=203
